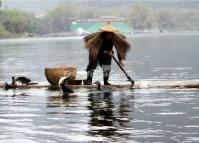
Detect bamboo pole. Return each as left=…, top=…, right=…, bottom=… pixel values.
left=0, top=80, right=199, bottom=89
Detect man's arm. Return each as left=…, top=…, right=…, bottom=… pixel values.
left=117, top=51, right=125, bottom=67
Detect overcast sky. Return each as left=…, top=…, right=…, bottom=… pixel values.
left=1, top=0, right=63, bottom=15
left=1, top=0, right=199, bottom=15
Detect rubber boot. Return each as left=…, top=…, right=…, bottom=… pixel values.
left=85, top=71, right=93, bottom=85
left=103, top=71, right=111, bottom=85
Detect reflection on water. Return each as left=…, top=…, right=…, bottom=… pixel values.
left=47, top=94, right=77, bottom=108
left=88, top=91, right=133, bottom=139
left=0, top=88, right=199, bottom=142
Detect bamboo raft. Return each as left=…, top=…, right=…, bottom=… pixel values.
left=0, top=80, right=199, bottom=89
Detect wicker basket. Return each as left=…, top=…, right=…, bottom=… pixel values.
left=45, top=67, right=77, bottom=85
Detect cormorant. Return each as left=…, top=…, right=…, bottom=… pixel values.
left=15, top=76, right=31, bottom=85
left=94, top=81, right=101, bottom=90
left=59, top=76, right=74, bottom=94
left=3, top=77, right=16, bottom=90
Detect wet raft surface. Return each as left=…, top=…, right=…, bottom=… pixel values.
left=1, top=80, right=199, bottom=89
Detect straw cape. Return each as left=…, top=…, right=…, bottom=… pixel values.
left=84, top=22, right=131, bottom=60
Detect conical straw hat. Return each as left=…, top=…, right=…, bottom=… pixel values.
left=99, top=21, right=119, bottom=32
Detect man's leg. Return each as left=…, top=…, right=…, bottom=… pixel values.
left=85, top=54, right=97, bottom=85
left=102, top=64, right=111, bottom=85
left=98, top=53, right=112, bottom=85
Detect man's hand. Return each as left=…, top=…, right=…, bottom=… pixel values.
left=104, top=51, right=113, bottom=57
left=119, top=60, right=125, bottom=67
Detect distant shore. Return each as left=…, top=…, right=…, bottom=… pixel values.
left=1, top=31, right=199, bottom=41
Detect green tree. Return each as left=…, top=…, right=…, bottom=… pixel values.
left=129, top=3, right=155, bottom=30
left=0, top=24, right=10, bottom=37
left=155, top=9, right=177, bottom=30
left=176, top=9, right=199, bottom=30
left=2, top=9, right=36, bottom=34
left=45, top=4, right=77, bottom=33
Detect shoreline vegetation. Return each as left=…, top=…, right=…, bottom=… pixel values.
left=1, top=31, right=199, bottom=43
left=0, top=3, right=199, bottom=39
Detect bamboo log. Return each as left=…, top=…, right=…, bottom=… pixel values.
left=0, top=80, right=199, bottom=89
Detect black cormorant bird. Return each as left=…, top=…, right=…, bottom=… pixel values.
left=15, top=76, right=31, bottom=85
left=3, top=82, right=13, bottom=90
left=59, top=76, right=74, bottom=94
left=3, top=77, right=16, bottom=90
left=94, top=81, right=101, bottom=90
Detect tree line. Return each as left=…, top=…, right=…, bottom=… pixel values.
left=0, top=3, right=199, bottom=38
left=128, top=4, right=199, bottom=31
left=0, top=9, right=36, bottom=37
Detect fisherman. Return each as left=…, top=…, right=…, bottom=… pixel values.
left=84, top=22, right=131, bottom=85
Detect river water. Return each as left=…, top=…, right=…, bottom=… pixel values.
left=0, top=32, right=199, bottom=142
